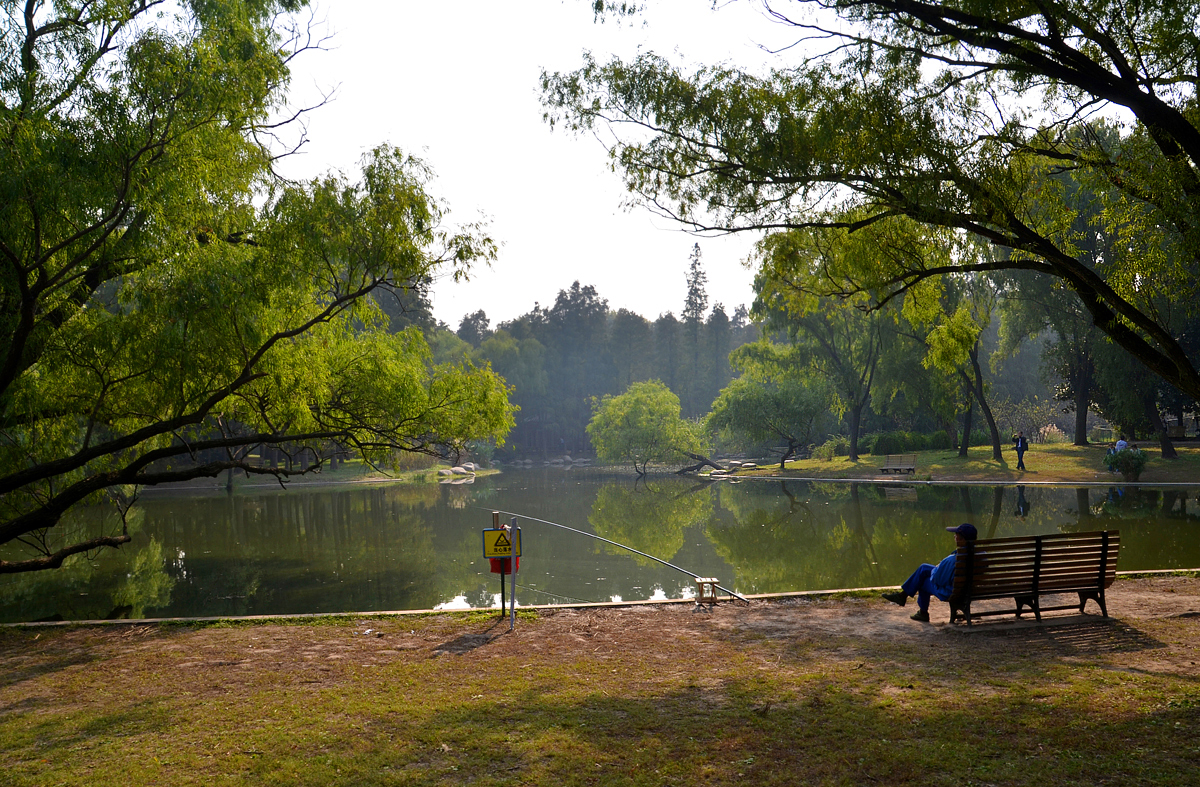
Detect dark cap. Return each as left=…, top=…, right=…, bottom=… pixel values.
left=946, top=523, right=978, bottom=540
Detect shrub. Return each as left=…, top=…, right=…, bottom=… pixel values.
left=1103, top=448, right=1147, bottom=481
left=928, top=430, right=954, bottom=450
left=1039, top=424, right=1069, bottom=444
left=872, top=431, right=907, bottom=455
left=813, top=435, right=850, bottom=461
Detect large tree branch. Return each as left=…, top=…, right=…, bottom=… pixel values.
left=0, top=534, right=133, bottom=575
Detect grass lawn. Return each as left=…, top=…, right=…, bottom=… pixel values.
left=3, top=579, right=1199, bottom=786
left=769, top=443, right=1200, bottom=484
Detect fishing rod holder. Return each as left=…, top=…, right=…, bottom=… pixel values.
left=694, top=577, right=720, bottom=606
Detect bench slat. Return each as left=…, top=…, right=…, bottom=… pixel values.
left=948, top=530, right=1118, bottom=624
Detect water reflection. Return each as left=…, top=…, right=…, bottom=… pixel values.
left=588, top=478, right=712, bottom=566
left=2, top=472, right=1198, bottom=623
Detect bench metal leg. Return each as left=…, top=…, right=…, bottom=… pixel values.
left=1078, top=590, right=1108, bottom=617
left=1015, top=595, right=1042, bottom=620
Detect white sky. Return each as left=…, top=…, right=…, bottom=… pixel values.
left=278, top=1, right=801, bottom=328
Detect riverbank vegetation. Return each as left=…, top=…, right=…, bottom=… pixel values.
left=766, top=444, right=1200, bottom=485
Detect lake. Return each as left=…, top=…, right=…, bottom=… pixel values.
left=2, top=469, right=1197, bottom=623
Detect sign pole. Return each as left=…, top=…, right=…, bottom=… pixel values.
left=482, top=512, right=521, bottom=623
left=509, top=517, right=518, bottom=631
left=492, top=511, right=505, bottom=615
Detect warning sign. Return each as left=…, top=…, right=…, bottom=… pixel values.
left=482, top=528, right=521, bottom=558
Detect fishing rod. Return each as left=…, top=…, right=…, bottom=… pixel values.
left=515, top=584, right=599, bottom=605
left=485, top=507, right=749, bottom=604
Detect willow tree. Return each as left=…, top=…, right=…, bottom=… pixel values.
left=0, top=2, right=514, bottom=574
left=707, top=359, right=829, bottom=469
left=543, top=0, right=1200, bottom=401
left=587, top=380, right=707, bottom=474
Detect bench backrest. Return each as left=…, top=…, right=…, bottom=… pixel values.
left=952, top=530, right=1120, bottom=599
left=884, top=453, right=916, bottom=465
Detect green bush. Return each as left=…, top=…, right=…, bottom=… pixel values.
left=928, top=430, right=954, bottom=450
left=872, top=431, right=907, bottom=455
left=868, top=429, right=995, bottom=455
left=1103, top=448, right=1147, bottom=481
left=813, top=435, right=850, bottom=461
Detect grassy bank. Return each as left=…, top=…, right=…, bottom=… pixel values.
left=762, top=443, right=1200, bottom=484
left=148, top=459, right=498, bottom=493
left=3, top=580, right=1198, bottom=786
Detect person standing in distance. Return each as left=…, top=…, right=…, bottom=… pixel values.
left=1013, top=430, right=1030, bottom=471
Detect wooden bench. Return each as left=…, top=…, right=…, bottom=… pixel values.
left=880, top=453, right=917, bottom=474
left=949, top=531, right=1119, bottom=625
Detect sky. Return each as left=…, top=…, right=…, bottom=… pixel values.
left=277, top=1, right=802, bottom=329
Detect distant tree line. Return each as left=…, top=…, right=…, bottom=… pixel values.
left=434, top=246, right=758, bottom=457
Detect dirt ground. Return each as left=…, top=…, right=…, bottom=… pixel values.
left=5, top=576, right=1197, bottom=678
left=3, top=577, right=1199, bottom=787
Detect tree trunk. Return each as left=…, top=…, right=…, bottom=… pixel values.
left=1073, top=387, right=1090, bottom=446
left=1145, top=398, right=1178, bottom=460
left=943, top=413, right=958, bottom=453
left=959, top=399, right=973, bottom=458
left=677, top=451, right=724, bottom=474
left=778, top=442, right=797, bottom=471
left=847, top=402, right=864, bottom=462
left=967, top=343, right=1003, bottom=461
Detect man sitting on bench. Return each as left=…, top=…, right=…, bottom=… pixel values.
left=881, top=523, right=978, bottom=622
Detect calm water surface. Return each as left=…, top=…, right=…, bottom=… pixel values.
left=2, top=469, right=1197, bottom=622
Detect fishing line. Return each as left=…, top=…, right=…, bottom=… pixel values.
left=515, top=584, right=599, bottom=605
left=481, top=507, right=749, bottom=604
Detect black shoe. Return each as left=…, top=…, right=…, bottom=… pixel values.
left=881, top=591, right=907, bottom=607
left=910, top=609, right=930, bottom=622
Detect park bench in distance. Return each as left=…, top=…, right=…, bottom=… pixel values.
left=949, top=531, right=1119, bottom=625
left=879, top=453, right=917, bottom=474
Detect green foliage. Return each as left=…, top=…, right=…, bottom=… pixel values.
left=542, top=1, right=1200, bottom=402
left=588, top=478, right=712, bottom=565
left=707, top=366, right=829, bottom=464
left=811, top=435, right=849, bottom=461
left=870, top=430, right=983, bottom=455
left=0, top=3, right=514, bottom=573
left=587, top=380, right=706, bottom=473
left=1104, top=448, right=1148, bottom=481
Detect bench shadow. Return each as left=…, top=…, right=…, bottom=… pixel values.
left=960, top=617, right=1165, bottom=656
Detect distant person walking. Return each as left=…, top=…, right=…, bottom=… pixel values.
left=1115, top=435, right=1128, bottom=451
left=1013, top=430, right=1029, bottom=471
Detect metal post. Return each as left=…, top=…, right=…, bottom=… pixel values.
left=510, top=517, right=518, bottom=631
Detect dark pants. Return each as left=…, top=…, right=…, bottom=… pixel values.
left=1016, top=449, right=1026, bottom=470
left=901, top=563, right=940, bottom=611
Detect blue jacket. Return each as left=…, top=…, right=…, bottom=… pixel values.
left=930, top=551, right=957, bottom=601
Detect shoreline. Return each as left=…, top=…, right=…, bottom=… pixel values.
left=7, top=569, right=1198, bottom=629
